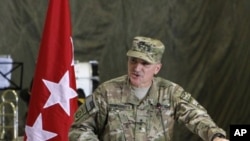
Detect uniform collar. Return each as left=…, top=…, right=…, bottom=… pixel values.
left=122, top=76, right=160, bottom=106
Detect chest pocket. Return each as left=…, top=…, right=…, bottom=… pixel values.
left=158, top=86, right=172, bottom=116
left=107, top=104, right=134, bottom=140
left=152, top=86, right=174, bottom=140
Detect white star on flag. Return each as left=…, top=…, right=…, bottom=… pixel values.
left=42, top=70, right=78, bottom=115
left=25, top=114, right=57, bottom=141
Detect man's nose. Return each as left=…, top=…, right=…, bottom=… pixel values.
left=134, top=63, right=143, bottom=70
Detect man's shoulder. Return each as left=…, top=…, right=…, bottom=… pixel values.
left=155, top=77, right=177, bottom=87
left=99, top=75, right=127, bottom=88
left=104, top=75, right=127, bottom=83
left=155, top=77, right=185, bottom=91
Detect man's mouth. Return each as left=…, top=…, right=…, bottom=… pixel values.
left=132, top=72, right=140, bottom=77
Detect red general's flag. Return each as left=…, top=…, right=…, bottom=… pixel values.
left=24, top=0, right=78, bottom=140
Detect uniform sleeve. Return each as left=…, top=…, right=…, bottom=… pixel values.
left=173, top=88, right=226, bottom=141
left=68, top=86, right=107, bottom=141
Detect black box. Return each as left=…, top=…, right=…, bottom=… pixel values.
left=230, top=124, right=250, bottom=141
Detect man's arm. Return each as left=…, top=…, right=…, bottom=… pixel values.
left=174, top=90, right=228, bottom=141
left=68, top=95, right=100, bottom=141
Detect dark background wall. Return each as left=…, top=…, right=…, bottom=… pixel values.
left=0, top=0, right=249, bottom=140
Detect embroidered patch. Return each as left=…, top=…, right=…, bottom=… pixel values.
left=85, top=95, right=95, bottom=112
left=75, top=107, right=86, bottom=121
left=180, top=92, right=191, bottom=102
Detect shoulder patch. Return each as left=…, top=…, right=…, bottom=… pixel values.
left=74, top=95, right=96, bottom=122
left=74, top=106, right=86, bottom=121
left=180, top=92, right=191, bottom=102
left=85, top=95, right=95, bottom=112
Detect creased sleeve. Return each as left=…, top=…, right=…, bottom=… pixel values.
left=173, top=87, right=226, bottom=141
left=69, top=85, right=108, bottom=141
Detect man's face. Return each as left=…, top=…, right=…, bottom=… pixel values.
left=127, top=57, right=162, bottom=87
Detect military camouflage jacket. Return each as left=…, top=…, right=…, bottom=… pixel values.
left=69, top=75, right=226, bottom=141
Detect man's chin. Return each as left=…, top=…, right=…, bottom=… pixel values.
left=130, top=80, right=141, bottom=87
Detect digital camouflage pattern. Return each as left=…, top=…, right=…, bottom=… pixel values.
left=69, top=75, right=226, bottom=141
left=126, top=36, right=165, bottom=64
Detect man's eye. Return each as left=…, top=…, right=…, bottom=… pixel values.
left=130, top=58, right=137, bottom=63
left=142, top=62, right=150, bottom=66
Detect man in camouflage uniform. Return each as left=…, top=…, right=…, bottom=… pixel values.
left=69, top=36, right=229, bottom=141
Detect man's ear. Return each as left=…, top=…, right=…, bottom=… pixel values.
left=154, top=63, right=162, bottom=75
